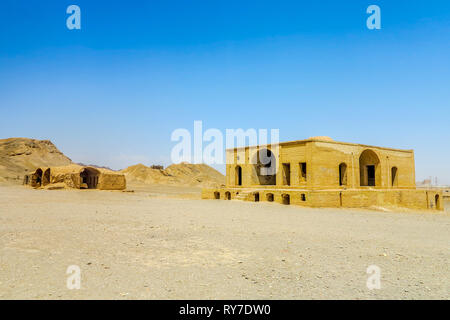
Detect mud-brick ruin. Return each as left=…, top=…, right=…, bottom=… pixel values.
left=23, top=164, right=126, bottom=190
left=202, top=137, right=443, bottom=210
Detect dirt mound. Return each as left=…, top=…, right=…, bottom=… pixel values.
left=121, top=162, right=225, bottom=188
left=0, top=138, right=72, bottom=182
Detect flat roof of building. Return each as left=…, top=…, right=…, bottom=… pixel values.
left=227, top=137, right=414, bottom=153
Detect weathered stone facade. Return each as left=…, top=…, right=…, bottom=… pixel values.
left=23, top=165, right=126, bottom=190
left=202, top=137, right=443, bottom=210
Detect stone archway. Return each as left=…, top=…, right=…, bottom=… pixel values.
left=252, top=148, right=276, bottom=185
left=435, top=194, right=440, bottom=210
left=34, top=168, right=43, bottom=187
left=282, top=193, right=290, bottom=205
left=359, top=149, right=380, bottom=187
left=80, top=167, right=100, bottom=189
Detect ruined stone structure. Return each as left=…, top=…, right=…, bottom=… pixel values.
left=202, top=137, right=443, bottom=210
left=24, top=164, right=126, bottom=190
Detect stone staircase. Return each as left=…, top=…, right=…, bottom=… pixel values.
left=234, top=190, right=258, bottom=201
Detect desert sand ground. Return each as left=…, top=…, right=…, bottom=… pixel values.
left=0, top=183, right=448, bottom=300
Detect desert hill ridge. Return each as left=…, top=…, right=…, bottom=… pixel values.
left=120, top=162, right=225, bottom=188
left=0, top=138, right=225, bottom=187
left=0, top=138, right=72, bottom=182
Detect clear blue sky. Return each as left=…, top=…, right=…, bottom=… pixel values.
left=1, top=1, right=449, bottom=183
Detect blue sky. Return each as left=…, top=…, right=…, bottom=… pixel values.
left=0, top=1, right=449, bottom=183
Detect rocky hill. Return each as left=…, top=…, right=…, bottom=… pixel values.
left=0, top=138, right=72, bottom=182
left=0, top=138, right=225, bottom=187
left=121, top=162, right=225, bottom=188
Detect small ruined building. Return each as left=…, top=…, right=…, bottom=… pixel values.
left=202, top=137, right=443, bottom=210
left=23, top=164, right=126, bottom=190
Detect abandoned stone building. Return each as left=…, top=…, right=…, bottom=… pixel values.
left=23, top=164, right=126, bottom=190
left=202, top=137, right=443, bottom=210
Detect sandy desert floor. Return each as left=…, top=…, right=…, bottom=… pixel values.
left=0, top=183, right=448, bottom=299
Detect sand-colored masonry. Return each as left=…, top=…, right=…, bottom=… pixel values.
left=203, top=137, right=443, bottom=210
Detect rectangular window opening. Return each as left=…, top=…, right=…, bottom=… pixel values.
left=300, top=162, right=307, bottom=182
left=282, top=163, right=291, bottom=186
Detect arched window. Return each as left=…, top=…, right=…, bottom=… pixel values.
left=339, top=163, right=347, bottom=186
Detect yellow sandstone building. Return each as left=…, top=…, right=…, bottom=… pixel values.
left=202, top=137, right=443, bottom=210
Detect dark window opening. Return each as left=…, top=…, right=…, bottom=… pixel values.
left=339, top=163, right=347, bottom=186
left=391, top=167, right=398, bottom=187
left=254, top=192, right=260, bottom=202
left=301, top=194, right=306, bottom=201
left=299, top=162, right=307, bottom=182
left=235, top=166, right=242, bottom=186
left=282, top=163, right=291, bottom=186
left=214, top=192, right=220, bottom=199
left=266, top=193, right=274, bottom=202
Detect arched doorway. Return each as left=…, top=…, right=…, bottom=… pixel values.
left=80, top=167, right=100, bottom=189
left=214, top=191, right=220, bottom=199
left=391, top=167, right=398, bottom=187
left=225, top=191, right=231, bottom=200
left=266, top=193, right=274, bottom=202
left=252, top=148, right=276, bottom=185
left=43, top=168, right=51, bottom=186
left=282, top=194, right=290, bottom=205
left=339, top=163, right=347, bottom=186
left=359, top=149, right=380, bottom=187
left=435, top=194, right=440, bottom=210
left=34, top=168, right=43, bottom=187
left=235, top=166, right=242, bottom=186
left=254, top=192, right=260, bottom=202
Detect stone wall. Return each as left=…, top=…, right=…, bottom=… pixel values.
left=202, top=188, right=444, bottom=211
